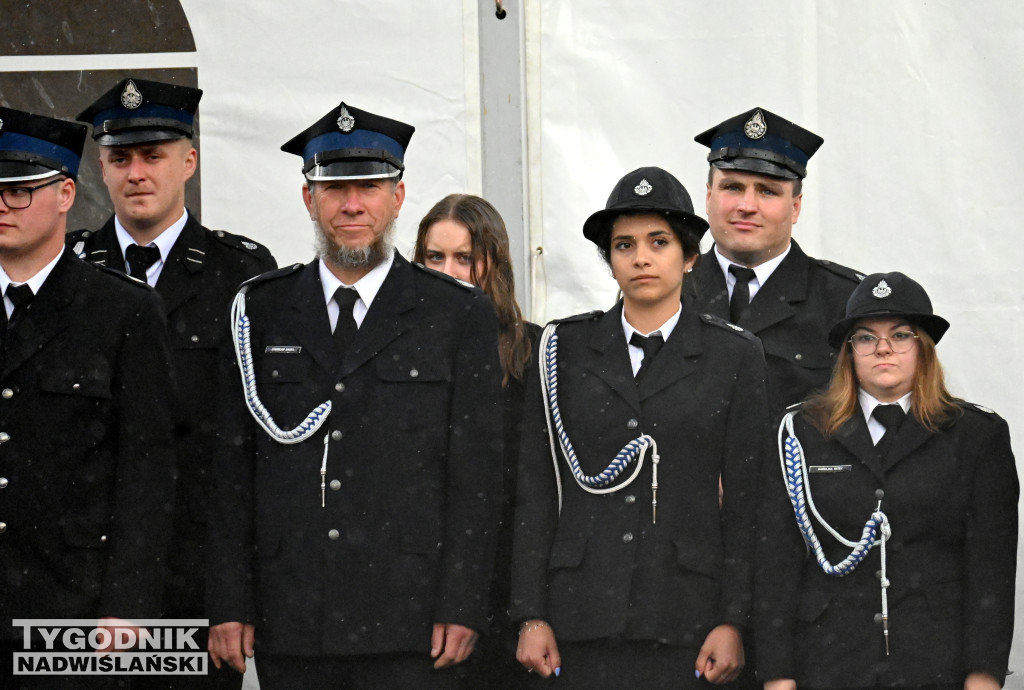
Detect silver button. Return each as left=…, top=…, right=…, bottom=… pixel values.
left=331, top=430, right=343, bottom=442
left=72, top=383, right=81, bottom=391
left=335, top=382, right=346, bottom=393
left=0, top=477, right=7, bottom=488
left=1, top=388, right=12, bottom=399
left=624, top=495, right=636, bottom=504
left=622, top=532, right=633, bottom=543
left=328, top=529, right=340, bottom=540
left=271, top=370, right=280, bottom=378
left=100, top=535, right=107, bottom=543
left=190, top=335, right=199, bottom=343
left=409, top=368, right=419, bottom=378
left=0, top=522, right=6, bottom=533
left=217, top=231, right=226, bottom=238
left=627, top=419, right=638, bottom=430
left=794, top=354, right=803, bottom=361
left=873, top=613, right=883, bottom=624
left=0, top=432, right=10, bottom=443
left=330, top=479, right=341, bottom=491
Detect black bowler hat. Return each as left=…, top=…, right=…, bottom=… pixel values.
left=582, top=166, right=708, bottom=247
left=695, top=107, right=823, bottom=180
left=828, top=272, right=950, bottom=348
left=281, top=102, right=415, bottom=181
left=77, top=78, right=202, bottom=146
left=0, top=107, right=87, bottom=181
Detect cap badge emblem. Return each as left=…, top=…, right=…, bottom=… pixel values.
left=871, top=280, right=892, bottom=299
left=0, top=118, right=4, bottom=133
left=633, top=179, right=653, bottom=196
left=743, top=109, right=767, bottom=140
left=120, top=80, right=144, bottom=110
left=337, top=105, right=355, bottom=133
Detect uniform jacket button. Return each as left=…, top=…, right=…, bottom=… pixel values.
left=622, top=532, right=633, bottom=543
left=190, top=335, right=200, bottom=343
left=0, top=522, right=7, bottom=533
left=335, top=382, right=345, bottom=393
left=0, top=477, right=7, bottom=488
left=624, top=495, right=636, bottom=504
left=328, top=529, right=340, bottom=540
left=409, top=368, right=419, bottom=378
left=627, top=418, right=638, bottom=430
left=331, top=430, right=343, bottom=442
left=330, top=479, right=341, bottom=491
left=1, top=388, right=13, bottom=399
left=0, top=432, right=10, bottom=443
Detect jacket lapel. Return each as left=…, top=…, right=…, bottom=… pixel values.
left=637, top=297, right=702, bottom=402
left=885, top=413, right=934, bottom=471
left=832, top=412, right=885, bottom=482
left=81, top=216, right=126, bottom=272
left=739, top=240, right=810, bottom=334
left=3, top=248, right=79, bottom=377
left=585, top=302, right=641, bottom=414
left=282, top=261, right=337, bottom=374
left=154, top=214, right=205, bottom=314
left=687, top=251, right=730, bottom=319
left=341, top=252, right=415, bottom=377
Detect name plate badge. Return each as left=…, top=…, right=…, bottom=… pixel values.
left=265, top=346, right=302, bottom=354
left=808, top=464, right=852, bottom=474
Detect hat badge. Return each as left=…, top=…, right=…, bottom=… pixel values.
left=871, top=280, right=893, bottom=299
left=0, top=119, right=4, bottom=133
left=633, top=178, right=653, bottom=196
left=337, top=105, right=356, bottom=133
left=743, top=109, right=767, bottom=140
left=120, top=80, right=144, bottom=110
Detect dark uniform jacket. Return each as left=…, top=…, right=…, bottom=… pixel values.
left=66, top=214, right=275, bottom=617
left=206, top=252, right=504, bottom=657
left=510, top=299, right=771, bottom=647
left=755, top=403, right=1018, bottom=687
left=0, top=249, right=177, bottom=633
left=686, top=240, right=862, bottom=414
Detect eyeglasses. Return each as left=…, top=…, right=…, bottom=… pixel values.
left=848, top=330, right=919, bottom=355
left=0, top=178, right=64, bottom=210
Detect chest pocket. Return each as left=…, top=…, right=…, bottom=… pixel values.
left=763, top=340, right=836, bottom=371
left=257, top=353, right=311, bottom=384
left=168, top=320, right=222, bottom=351
left=375, top=356, right=449, bottom=383
left=39, top=366, right=112, bottom=399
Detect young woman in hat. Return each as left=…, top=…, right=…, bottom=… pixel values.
left=511, top=167, right=771, bottom=688
left=756, top=272, right=1018, bottom=690
left=414, top=194, right=539, bottom=687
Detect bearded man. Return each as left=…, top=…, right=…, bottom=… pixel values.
left=205, top=102, right=504, bottom=690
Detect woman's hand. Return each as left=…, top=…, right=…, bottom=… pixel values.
left=516, top=619, right=561, bottom=678
left=964, top=672, right=1000, bottom=690
left=695, top=624, right=744, bottom=683
left=763, top=680, right=797, bottom=690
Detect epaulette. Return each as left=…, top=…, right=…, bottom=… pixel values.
left=814, top=258, right=866, bottom=283
left=785, top=400, right=808, bottom=412
left=411, top=262, right=475, bottom=291
left=956, top=400, right=1000, bottom=418
left=699, top=312, right=759, bottom=341
left=210, top=229, right=274, bottom=261
left=65, top=228, right=95, bottom=258
left=549, top=310, right=603, bottom=325
left=239, top=262, right=303, bottom=289
left=92, top=264, right=152, bottom=289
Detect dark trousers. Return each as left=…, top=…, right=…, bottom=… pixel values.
left=256, top=651, right=462, bottom=690
left=1, top=639, right=129, bottom=690
left=529, top=638, right=705, bottom=690
left=130, top=623, right=242, bottom=690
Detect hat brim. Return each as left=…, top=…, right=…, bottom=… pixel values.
left=0, top=161, right=63, bottom=183
left=95, top=129, right=189, bottom=146
left=582, top=207, right=709, bottom=246
left=304, top=160, right=402, bottom=181
left=828, top=311, right=951, bottom=348
left=712, top=158, right=799, bottom=181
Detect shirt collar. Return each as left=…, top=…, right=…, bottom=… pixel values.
left=319, top=249, right=395, bottom=311
left=114, top=208, right=189, bottom=259
left=621, top=302, right=682, bottom=343
left=0, top=245, right=64, bottom=299
left=714, top=242, right=792, bottom=288
left=858, top=388, right=912, bottom=423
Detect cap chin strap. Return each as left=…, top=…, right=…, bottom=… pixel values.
left=778, top=411, right=892, bottom=654
left=539, top=323, right=661, bottom=522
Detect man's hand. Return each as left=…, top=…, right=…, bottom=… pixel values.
left=516, top=619, right=561, bottom=678
left=430, top=623, right=478, bottom=669
left=695, top=624, right=744, bottom=683
left=208, top=621, right=255, bottom=674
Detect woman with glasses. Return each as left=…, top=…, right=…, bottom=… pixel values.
left=755, top=272, right=1018, bottom=690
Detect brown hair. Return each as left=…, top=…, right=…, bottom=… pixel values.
left=805, top=326, right=961, bottom=436
left=415, top=194, right=531, bottom=385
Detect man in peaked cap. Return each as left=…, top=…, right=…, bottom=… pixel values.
left=0, top=107, right=177, bottom=686
left=206, top=101, right=503, bottom=689
left=686, top=107, right=865, bottom=414
left=67, top=76, right=276, bottom=690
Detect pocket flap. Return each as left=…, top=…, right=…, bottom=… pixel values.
left=376, top=357, right=448, bottom=382
left=674, top=540, right=722, bottom=578
left=40, top=368, right=112, bottom=399
left=548, top=537, right=586, bottom=569
left=763, top=341, right=836, bottom=370
left=61, top=522, right=109, bottom=549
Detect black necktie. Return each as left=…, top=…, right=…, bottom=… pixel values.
left=333, top=287, right=359, bottom=357
left=125, top=244, right=161, bottom=282
left=6, top=283, right=34, bottom=326
left=630, top=332, right=664, bottom=381
left=872, top=404, right=906, bottom=461
left=729, top=265, right=757, bottom=324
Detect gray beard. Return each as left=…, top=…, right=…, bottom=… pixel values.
left=314, top=218, right=395, bottom=270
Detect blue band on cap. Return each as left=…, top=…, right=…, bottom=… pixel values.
left=93, top=103, right=195, bottom=129
left=302, top=130, right=405, bottom=166
left=0, top=131, right=81, bottom=176
left=711, top=131, right=809, bottom=167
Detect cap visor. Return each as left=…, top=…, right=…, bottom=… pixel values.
left=95, top=130, right=189, bottom=146
left=713, top=158, right=799, bottom=180
left=305, top=160, right=401, bottom=181
left=0, top=161, right=62, bottom=183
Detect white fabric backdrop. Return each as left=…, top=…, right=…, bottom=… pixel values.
left=528, top=1, right=1024, bottom=681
